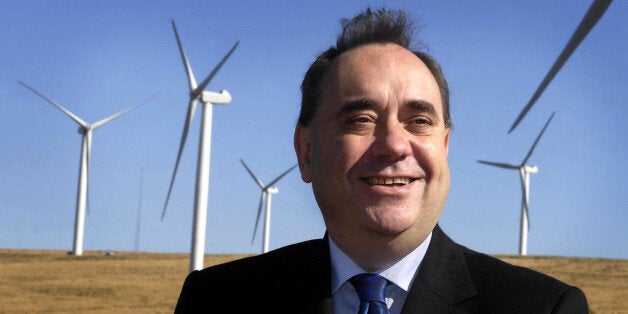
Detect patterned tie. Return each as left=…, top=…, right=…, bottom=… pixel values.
left=349, top=273, right=390, bottom=314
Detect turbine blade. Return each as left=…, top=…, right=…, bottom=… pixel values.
left=92, top=93, right=159, bottom=130
left=266, top=164, right=298, bottom=188
left=240, top=159, right=265, bottom=189
left=521, top=170, right=532, bottom=232
left=526, top=207, right=530, bottom=231
left=477, top=160, right=519, bottom=169
left=508, top=0, right=612, bottom=133
left=192, top=41, right=239, bottom=99
left=251, top=193, right=264, bottom=244
left=522, top=194, right=531, bottom=231
left=18, top=81, right=88, bottom=127
left=161, top=99, right=198, bottom=220
left=521, top=112, right=555, bottom=165
left=171, top=20, right=198, bottom=90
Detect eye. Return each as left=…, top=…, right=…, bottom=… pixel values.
left=413, top=117, right=430, bottom=125
left=341, top=114, right=377, bottom=133
left=408, top=116, right=432, bottom=125
left=347, top=115, right=375, bottom=124
left=405, top=116, right=434, bottom=134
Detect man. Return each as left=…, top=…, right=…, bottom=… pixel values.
left=175, top=8, right=589, bottom=313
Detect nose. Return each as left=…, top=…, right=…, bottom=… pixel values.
left=370, top=122, right=412, bottom=161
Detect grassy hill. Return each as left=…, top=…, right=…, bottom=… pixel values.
left=0, top=249, right=625, bottom=313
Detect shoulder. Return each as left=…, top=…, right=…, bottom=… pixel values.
left=192, top=238, right=326, bottom=282
left=461, top=246, right=574, bottom=292
left=175, top=238, right=331, bottom=313
left=421, top=226, right=588, bottom=313
left=183, top=238, right=326, bottom=291
left=459, top=243, right=589, bottom=312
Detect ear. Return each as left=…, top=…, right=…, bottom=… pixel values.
left=294, top=125, right=312, bottom=183
left=444, top=127, right=450, bottom=157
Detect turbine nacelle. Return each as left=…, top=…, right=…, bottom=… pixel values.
left=201, top=90, right=231, bottom=104
left=266, top=186, right=279, bottom=194
left=524, top=165, right=539, bottom=174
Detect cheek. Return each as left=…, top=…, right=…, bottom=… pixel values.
left=417, top=138, right=451, bottom=205
left=413, top=138, right=449, bottom=172
left=333, top=137, right=373, bottom=174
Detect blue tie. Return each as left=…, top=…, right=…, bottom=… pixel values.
left=349, top=273, right=390, bottom=314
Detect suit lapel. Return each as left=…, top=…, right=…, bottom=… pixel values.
left=401, top=225, right=477, bottom=313
left=298, top=228, right=477, bottom=313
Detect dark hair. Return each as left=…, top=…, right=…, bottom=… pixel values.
left=298, top=7, right=452, bottom=128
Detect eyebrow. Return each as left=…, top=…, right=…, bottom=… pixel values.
left=335, top=98, right=377, bottom=119
left=407, top=99, right=438, bottom=117
left=335, top=98, right=438, bottom=119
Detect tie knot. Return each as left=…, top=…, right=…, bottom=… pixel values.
left=349, top=273, right=388, bottom=311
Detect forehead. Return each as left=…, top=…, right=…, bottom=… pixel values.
left=321, top=43, right=442, bottom=115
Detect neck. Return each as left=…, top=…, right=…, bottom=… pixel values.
left=329, top=227, right=431, bottom=272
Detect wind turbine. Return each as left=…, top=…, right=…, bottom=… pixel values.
left=509, top=0, right=612, bottom=133
left=134, top=168, right=144, bottom=252
left=478, top=112, right=555, bottom=256
left=161, top=20, right=239, bottom=272
left=240, top=159, right=297, bottom=254
left=18, top=81, right=156, bottom=256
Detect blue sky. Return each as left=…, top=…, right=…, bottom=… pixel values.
left=1, top=1, right=626, bottom=259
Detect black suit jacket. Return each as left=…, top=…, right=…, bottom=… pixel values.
left=175, top=226, right=588, bottom=313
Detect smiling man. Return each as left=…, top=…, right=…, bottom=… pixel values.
left=295, top=41, right=450, bottom=274
left=175, top=8, right=589, bottom=313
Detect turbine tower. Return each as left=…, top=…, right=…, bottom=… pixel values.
left=509, top=0, right=612, bottom=133
left=134, top=168, right=144, bottom=252
left=240, top=159, right=296, bottom=254
left=19, top=81, right=156, bottom=256
left=161, top=20, right=239, bottom=272
left=478, top=112, right=555, bottom=255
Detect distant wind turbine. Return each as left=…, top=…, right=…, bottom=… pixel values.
left=240, top=159, right=297, bottom=254
left=18, top=81, right=156, bottom=256
left=479, top=112, right=555, bottom=255
left=509, top=0, right=612, bottom=133
left=134, top=168, right=144, bottom=252
left=161, top=20, right=239, bottom=272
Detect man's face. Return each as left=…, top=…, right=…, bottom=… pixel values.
left=295, top=43, right=450, bottom=244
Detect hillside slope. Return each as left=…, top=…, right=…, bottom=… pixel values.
left=0, top=250, right=625, bottom=313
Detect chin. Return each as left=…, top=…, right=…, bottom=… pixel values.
left=369, top=226, right=406, bottom=237
left=365, top=213, right=417, bottom=236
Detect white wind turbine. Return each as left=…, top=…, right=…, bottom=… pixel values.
left=240, top=159, right=297, bottom=254
left=19, top=81, right=156, bottom=256
left=478, top=112, right=555, bottom=256
left=161, top=20, right=239, bottom=272
left=134, top=168, right=144, bottom=252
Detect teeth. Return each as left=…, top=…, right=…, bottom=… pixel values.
left=366, top=177, right=411, bottom=185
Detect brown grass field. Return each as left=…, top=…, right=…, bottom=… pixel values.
left=0, top=249, right=625, bottom=313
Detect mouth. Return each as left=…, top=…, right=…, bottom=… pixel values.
left=361, top=177, right=416, bottom=186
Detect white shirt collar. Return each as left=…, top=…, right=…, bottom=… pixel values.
left=329, top=232, right=432, bottom=293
